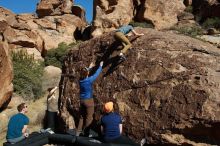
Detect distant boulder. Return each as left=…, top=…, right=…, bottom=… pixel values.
left=36, top=0, right=73, bottom=18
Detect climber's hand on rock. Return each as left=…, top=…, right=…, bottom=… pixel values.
left=100, top=61, right=104, bottom=67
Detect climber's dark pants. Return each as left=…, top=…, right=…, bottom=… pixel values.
left=77, top=98, right=94, bottom=135
left=114, top=31, right=132, bottom=54
left=47, top=110, right=57, bottom=131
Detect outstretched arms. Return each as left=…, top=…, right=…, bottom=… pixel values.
left=131, top=29, right=144, bottom=36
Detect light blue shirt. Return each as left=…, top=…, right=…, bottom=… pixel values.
left=116, top=25, right=133, bottom=35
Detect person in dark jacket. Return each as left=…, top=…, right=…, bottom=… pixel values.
left=101, top=101, right=139, bottom=145
left=77, top=61, right=104, bottom=136
left=114, top=24, right=144, bottom=60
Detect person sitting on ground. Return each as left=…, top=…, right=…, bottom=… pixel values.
left=77, top=61, right=104, bottom=136
left=114, top=24, right=144, bottom=61
left=101, top=102, right=139, bottom=145
left=47, top=86, right=59, bottom=132
left=6, top=103, right=29, bottom=144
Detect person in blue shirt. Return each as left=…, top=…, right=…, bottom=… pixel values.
left=6, top=103, right=29, bottom=144
left=114, top=24, right=144, bottom=61
left=77, top=61, right=104, bottom=136
left=101, top=101, right=139, bottom=145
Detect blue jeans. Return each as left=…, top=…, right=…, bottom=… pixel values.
left=7, top=135, right=25, bottom=144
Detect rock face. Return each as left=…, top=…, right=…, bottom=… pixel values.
left=92, top=0, right=134, bottom=37
left=184, top=0, right=192, bottom=6
left=0, top=41, right=13, bottom=110
left=92, top=0, right=185, bottom=37
left=0, top=4, right=86, bottom=59
left=137, top=0, right=185, bottom=30
left=193, top=0, right=220, bottom=20
left=59, top=28, right=220, bottom=144
left=36, top=0, right=73, bottom=18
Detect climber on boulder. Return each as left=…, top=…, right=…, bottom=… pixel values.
left=77, top=61, right=104, bottom=136
left=114, top=24, right=144, bottom=61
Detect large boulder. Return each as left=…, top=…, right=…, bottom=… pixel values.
left=0, top=41, right=13, bottom=110
left=59, top=28, right=220, bottom=144
left=92, top=0, right=134, bottom=37
left=193, top=0, right=220, bottom=20
left=36, top=0, right=73, bottom=18
left=92, top=0, right=186, bottom=36
left=136, top=0, right=185, bottom=30
left=42, top=65, right=62, bottom=93
left=0, top=1, right=86, bottom=56
left=0, top=7, right=16, bottom=32
left=72, top=5, right=86, bottom=23
left=34, top=14, right=85, bottom=51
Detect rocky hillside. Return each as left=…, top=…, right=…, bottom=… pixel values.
left=0, top=0, right=86, bottom=60
left=92, top=0, right=185, bottom=37
left=59, top=28, right=220, bottom=145
left=0, top=0, right=86, bottom=110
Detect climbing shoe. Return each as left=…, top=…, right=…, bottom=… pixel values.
left=119, top=54, right=126, bottom=61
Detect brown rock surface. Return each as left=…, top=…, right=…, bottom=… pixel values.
left=137, top=0, right=185, bottom=30
left=193, top=0, right=220, bottom=19
left=36, top=0, right=73, bottom=18
left=59, top=28, right=220, bottom=144
left=1, top=1, right=86, bottom=54
left=92, top=0, right=134, bottom=37
left=184, top=0, right=192, bottom=6
left=0, top=7, right=15, bottom=32
left=0, top=41, right=13, bottom=110
left=72, top=5, right=86, bottom=22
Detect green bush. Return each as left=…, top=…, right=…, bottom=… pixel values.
left=172, top=26, right=203, bottom=37
left=12, top=50, right=44, bottom=100
left=185, top=6, right=193, bottom=13
left=202, top=17, right=220, bottom=29
left=129, top=21, right=154, bottom=28
left=44, top=42, right=81, bottom=68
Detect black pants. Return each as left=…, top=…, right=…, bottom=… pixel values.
left=3, top=132, right=50, bottom=146
left=104, top=136, right=139, bottom=146
left=47, top=110, right=57, bottom=131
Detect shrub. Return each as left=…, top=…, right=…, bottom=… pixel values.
left=172, top=25, right=203, bottom=37
left=202, top=17, right=220, bottom=29
left=12, top=50, right=44, bottom=100
left=44, top=42, right=81, bottom=68
left=185, top=6, right=193, bottom=13
left=129, top=21, right=154, bottom=28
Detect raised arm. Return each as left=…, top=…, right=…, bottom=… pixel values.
left=48, top=86, right=58, bottom=97
left=88, top=61, right=103, bottom=82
